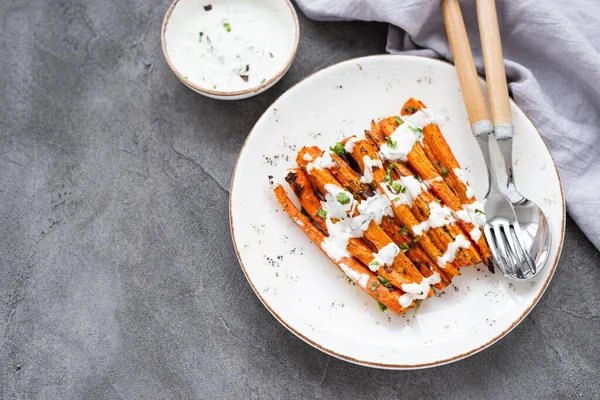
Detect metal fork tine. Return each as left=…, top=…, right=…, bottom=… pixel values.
left=500, top=225, right=524, bottom=279
left=490, top=224, right=515, bottom=277
left=484, top=226, right=508, bottom=275
left=510, top=225, right=537, bottom=276
left=498, top=221, right=525, bottom=279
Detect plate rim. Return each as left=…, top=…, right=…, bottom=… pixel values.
left=229, top=54, right=566, bottom=369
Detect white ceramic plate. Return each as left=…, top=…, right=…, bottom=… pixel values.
left=230, top=55, right=564, bottom=369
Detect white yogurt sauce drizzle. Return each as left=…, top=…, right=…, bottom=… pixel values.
left=344, top=137, right=361, bottom=153
left=382, top=175, right=427, bottom=207
left=360, top=156, right=383, bottom=184
left=369, top=243, right=400, bottom=272
left=398, top=273, right=440, bottom=308
left=437, top=234, right=471, bottom=268
left=453, top=168, right=474, bottom=199
left=412, top=201, right=455, bottom=236
left=320, top=184, right=356, bottom=220
left=378, top=110, right=432, bottom=161
left=166, top=2, right=291, bottom=91
left=339, top=263, right=370, bottom=288
left=307, top=152, right=336, bottom=172
left=425, top=176, right=443, bottom=187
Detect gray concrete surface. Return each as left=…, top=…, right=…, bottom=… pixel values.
left=1, top=0, right=599, bottom=399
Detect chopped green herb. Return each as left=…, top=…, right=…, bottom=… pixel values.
left=399, top=242, right=411, bottom=253
left=407, top=105, right=416, bottom=113
left=436, top=160, right=449, bottom=176
left=413, top=236, right=421, bottom=243
left=336, top=192, right=351, bottom=205
left=378, top=302, right=387, bottom=312
left=317, top=208, right=328, bottom=218
left=385, top=136, right=397, bottom=149
left=390, top=181, right=402, bottom=193
left=213, top=84, right=217, bottom=89
left=198, top=31, right=204, bottom=41
left=409, top=125, right=423, bottom=134
left=435, top=198, right=441, bottom=204
left=384, top=164, right=395, bottom=184
left=223, top=22, right=231, bottom=32
left=399, top=226, right=409, bottom=236
left=300, top=207, right=310, bottom=218
left=391, top=197, right=400, bottom=202
left=269, top=52, right=274, bottom=58
left=330, top=142, right=345, bottom=155
left=475, top=209, right=486, bottom=215
left=394, top=116, right=402, bottom=125
left=371, top=281, right=379, bottom=291
left=261, top=78, right=266, bottom=84
left=377, top=275, right=393, bottom=288
left=400, top=185, right=406, bottom=194
left=413, top=299, right=423, bottom=317
left=369, top=260, right=380, bottom=267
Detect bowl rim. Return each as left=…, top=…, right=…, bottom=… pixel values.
left=228, top=54, right=566, bottom=369
left=161, top=0, right=300, bottom=97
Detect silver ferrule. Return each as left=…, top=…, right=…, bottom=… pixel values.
left=471, top=120, right=494, bottom=137
left=494, top=123, right=514, bottom=140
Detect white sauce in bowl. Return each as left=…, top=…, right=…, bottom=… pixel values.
left=164, top=0, right=295, bottom=92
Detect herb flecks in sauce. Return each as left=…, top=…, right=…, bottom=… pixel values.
left=170, top=3, right=288, bottom=91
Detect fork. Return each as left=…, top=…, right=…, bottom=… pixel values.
left=476, top=0, right=545, bottom=278
left=441, top=0, right=533, bottom=278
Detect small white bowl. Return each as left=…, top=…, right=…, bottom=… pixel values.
left=161, top=0, right=299, bottom=100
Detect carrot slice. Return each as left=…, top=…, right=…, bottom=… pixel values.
left=344, top=138, right=461, bottom=276
left=400, top=99, right=492, bottom=263
left=381, top=216, right=452, bottom=290
left=270, top=177, right=407, bottom=315
left=286, top=162, right=423, bottom=296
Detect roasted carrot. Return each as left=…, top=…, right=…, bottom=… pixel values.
left=377, top=115, right=485, bottom=265
left=329, top=153, right=371, bottom=198
left=270, top=177, right=408, bottom=315
left=367, top=119, right=479, bottom=267
left=343, top=137, right=461, bottom=276
left=285, top=168, right=326, bottom=231
left=288, top=157, right=425, bottom=295
left=400, top=98, right=492, bottom=263
left=381, top=216, right=452, bottom=290
left=390, top=160, right=482, bottom=266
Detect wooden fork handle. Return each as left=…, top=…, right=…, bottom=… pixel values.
left=476, top=0, right=512, bottom=126
left=441, top=0, right=490, bottom=129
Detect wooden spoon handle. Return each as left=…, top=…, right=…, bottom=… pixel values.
left=441, top=0, right=490, bottom=128
left=476, top=0, right=512, bottom=126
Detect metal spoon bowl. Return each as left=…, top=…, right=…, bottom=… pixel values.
left=507, top=181, right=552, bottom=276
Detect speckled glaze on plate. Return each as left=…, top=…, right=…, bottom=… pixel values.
left=229, top=55, right=565, bottom=369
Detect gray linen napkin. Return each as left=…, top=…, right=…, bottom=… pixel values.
left=295, top=0, right=600, bottom=251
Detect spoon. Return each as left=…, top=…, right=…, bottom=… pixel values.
left=476, top=0, right=551, bottom=277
